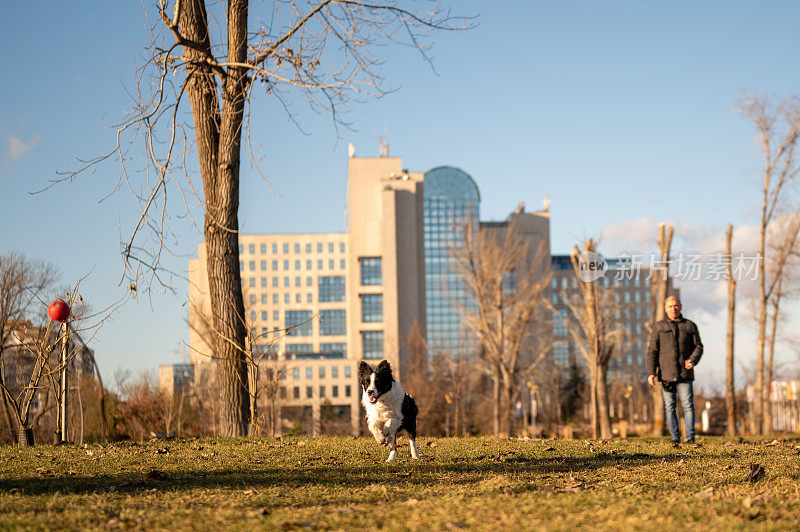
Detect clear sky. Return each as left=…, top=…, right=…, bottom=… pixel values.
left=1, top=1, right=799, bottom=389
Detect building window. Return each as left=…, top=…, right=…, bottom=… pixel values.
left=319, top=386, right=325, bottom=398
left=272, top=277, right=278, bottom=287
left=293, top=368, right=300, bottom=379
left=318, top=276, right=345, bottom=302
left=295, top=277, right=301, bottom=287
left=286, top=344, right=314, bottom=356
left=295, top=294, right=301, bottom=303
left=280, top=387, right=287, bottom=399
left=260, top=243, right=266, bottom=254
left=273, top=310, right=280, bottom=321
left=284, top=294, right=290, bottom=304
left=340, top=259, right=346, bottom=269
left=332, top=385, right=339, bottom=398
left=295, top=260, right=301, bottom=270
left=286, top=310, right=313, bottom=336
left=320, top=309, right=346, bottom=336
left=249, top=244, right=255, bottom=254
left=362, top=330, right=384, bottom=359
left=261, top=294, right=267, bottom=305
left=332, top=366, right=339, bottom=378
left=240, top=261, right=244, bottom=271
left=319, top=367, right=325, bottom=378
left=284, top=277, right=290, bottom=287
left=249, top=261, right=255, bottom=271
left=294, top=243, right=301, bottom=253
left=261, top=311, right=268, bottom=321
left=360, top=257, right=382, bottom=285
left=306, top=386, right=313, bottom=398
left=306, top=367, right=313, bottom=379
left=307, top=293, right=313, bottom=303
left=272, top=294, right=278, bottom=304
left=261, top=277, right=267, bottom=288
left=272, top=243, right=278, bottom=253
left=360, top=294, right=383, bottom=322
left=345, top=385, right=351, bottom=397
left=306, top=243, right=312, bottom=253
left=317, top=260, right=323, bottom=269
left=250, top=311, right=256, bottom=322
left=306, top=260, right=312, bottom=270
left=293, top=387, right=300, bottom=399
left=329, top=243, right=334, bottom=253
left=272, top=260, right=278, bottom=270
left=283, top=243, right=289, bottom=253
left=345, top=366, right=351, bottom=378
left=320, top=342, right=346, bottom=355
left=249, top=294, right=256, bottom=305
left=317, top=243, right=323, bottom=253
left=340, top=242, right=345, bottom=253
left=283, top=260, right=289, bottom=270
left=239, top=244, right=244, bottom=254
left=249, top=278, right=255, bottom=288
left=553, top=341, right=569, bottom=366
left=260, top=260, right=267, bottom=271
left=329, top=259, right=334, bottom=270
left=306, top=276, right=312, bottom=287
left=554, top=310, right=568, bottom=336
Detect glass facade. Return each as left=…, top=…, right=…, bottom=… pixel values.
left=359, top=257, right=382, bottom=286
left=360, top=294, right=383, bottom=322
left=423, top=166, right=480, bottom=358
left=318, top=276, right=345, bottom=302
left=362, top=330, right=384, bottom=359
left=285, top=310, right=312, bottom=336
left=319, top=309, right=346, bottom=336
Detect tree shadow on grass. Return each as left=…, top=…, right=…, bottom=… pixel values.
left=0, top=451, right=683, bottom=498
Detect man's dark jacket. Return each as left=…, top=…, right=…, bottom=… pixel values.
left=646, top=315, right=703, bottom=382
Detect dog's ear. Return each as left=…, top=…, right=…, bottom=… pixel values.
left=358, top=361, right=373, bottom=381
left=376, top=359, right=393, bottom=379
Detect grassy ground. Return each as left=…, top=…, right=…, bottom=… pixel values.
left=1, top=435, right=799, bottom=530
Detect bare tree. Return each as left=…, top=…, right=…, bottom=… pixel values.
left=762, top=213, right=800, bottom=433
left=451, top=222, right=551, bottom=436
left=0, top=253, right=57, bottom=443
left=725, top=224, right=737, bottom=436
left=646, top=223, right=673, bottom=437
left=54, top=1, right=469, bottom=437
left=737, top=93, right=800, bottom=434
left=564, top=240, right=622, bottom=440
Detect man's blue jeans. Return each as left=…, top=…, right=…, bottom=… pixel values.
left=662, top=381, right=695, bottom=442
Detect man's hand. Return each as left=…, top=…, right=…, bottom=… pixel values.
left=684, top=360, right=694, bottom=370
left=648, top=374, right=657, bottom=387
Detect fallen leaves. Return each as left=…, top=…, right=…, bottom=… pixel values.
left=746, top=464, right=766, bottom=482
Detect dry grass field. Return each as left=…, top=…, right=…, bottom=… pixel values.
left=1, top=436, right=799, bottom=530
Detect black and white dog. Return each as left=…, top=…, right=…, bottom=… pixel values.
left=359, top=360, right=419, bottom=462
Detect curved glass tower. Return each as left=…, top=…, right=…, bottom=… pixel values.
left=423, top=166, right=480, bottom=359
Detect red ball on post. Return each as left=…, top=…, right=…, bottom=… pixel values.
left=48, top=299, right=71, bottom=322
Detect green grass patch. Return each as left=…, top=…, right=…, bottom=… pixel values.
left=1, top=436, right=799, bottom=530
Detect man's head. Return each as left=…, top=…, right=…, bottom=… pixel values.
left=665, top=296, right=682, bottom=320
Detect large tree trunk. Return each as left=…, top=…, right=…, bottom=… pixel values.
left=724, top=224, right=737, bottom=437
left=597, top=360, right=612, bottom=439
left=500, top=380, right=514, bottom=437
left=589, top=358, right=598, bottom=439
left=182, top=0, right=251, bottom=437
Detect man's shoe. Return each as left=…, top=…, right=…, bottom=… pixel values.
left=685, top=438, right=695, bottom=445
left=671, top=440, right=680, bottom=448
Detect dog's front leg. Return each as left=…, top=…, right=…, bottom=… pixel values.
left=368, top=421, right=385, bottom=445
left=384, top=419, right=400, bottom=462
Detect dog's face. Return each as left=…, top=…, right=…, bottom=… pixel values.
left=359, top=360, right=394, bottom=404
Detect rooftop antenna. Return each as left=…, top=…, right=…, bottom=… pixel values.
left=542, top=197, right=550, bottom=212
left=348, top=142, right=356, bottom=158
left=379, top=136, right=389, bottom=157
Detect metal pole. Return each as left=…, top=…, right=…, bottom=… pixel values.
left=60, top=321, right=68, bottom=443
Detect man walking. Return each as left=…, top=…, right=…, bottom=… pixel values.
left=647, top=296, right=703, bottom=444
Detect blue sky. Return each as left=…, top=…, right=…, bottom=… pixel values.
left=1, top=1, right=799, bottom=388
